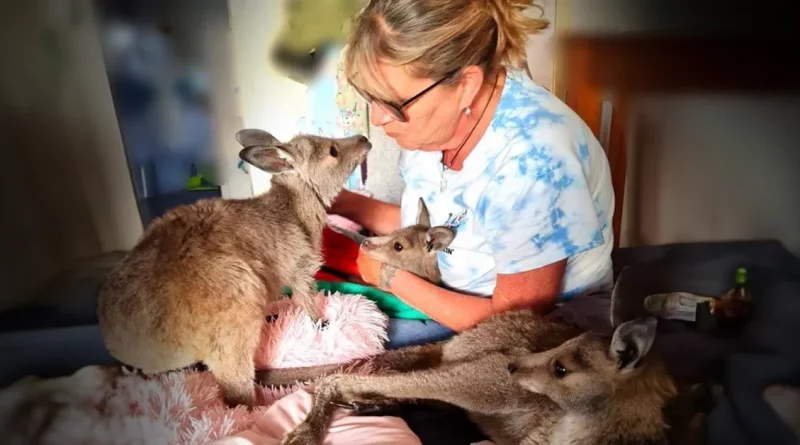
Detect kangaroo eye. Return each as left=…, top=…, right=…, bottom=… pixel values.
left=393, top=242, right=403, bottom=252
left=329, top=146, right=339, bottom=158
left=553, top=361, right=568, bottom=378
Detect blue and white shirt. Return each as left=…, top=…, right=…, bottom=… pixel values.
left=399, top=69, right=615, bottom=299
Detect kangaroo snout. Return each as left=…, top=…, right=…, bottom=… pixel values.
left=350, top=134, right=372, bottom=152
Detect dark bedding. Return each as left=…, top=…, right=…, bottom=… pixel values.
left=610, top=240, right=800, bottom=445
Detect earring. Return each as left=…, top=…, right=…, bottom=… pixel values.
left=464, top=107, right=472, bottom=117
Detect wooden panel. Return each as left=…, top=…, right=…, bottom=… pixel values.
left=561, top=39, right=626, bottom=248
left=606, top=96, right=628, bottom=249
left=559, top=35, right=800, bottom=93
left=562, top=41, right=602, bottom=137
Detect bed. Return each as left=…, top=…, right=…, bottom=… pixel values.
left=2, top=239, right=798, bottom=444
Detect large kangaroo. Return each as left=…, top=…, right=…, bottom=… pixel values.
left=98, top=129, right=371, bottom=408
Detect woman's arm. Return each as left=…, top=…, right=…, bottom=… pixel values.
left=357, top=252, right=566, bottom=332
left=330, top=190, right=401, bottom=235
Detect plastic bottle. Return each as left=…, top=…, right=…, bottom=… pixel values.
left=644, top=268, right=753, bottom=329
left=644, top=292, right=716, bottom=322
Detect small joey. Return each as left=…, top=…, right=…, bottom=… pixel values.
left=359, top=197, right=455, bottom=284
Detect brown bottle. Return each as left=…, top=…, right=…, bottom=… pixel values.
left=696, top=268, right=753, bottom=335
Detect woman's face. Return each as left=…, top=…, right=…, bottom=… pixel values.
left=365, top=62, right=467, bottom=151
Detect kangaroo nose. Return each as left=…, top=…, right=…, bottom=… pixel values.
left=357, top=135, right=371, bottom=149
left=507, top=363, right=518, bottom=374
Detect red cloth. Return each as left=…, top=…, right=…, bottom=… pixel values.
left=314, top=269, right=345, bottom=283
left=313, top=226, right=362, bottom=282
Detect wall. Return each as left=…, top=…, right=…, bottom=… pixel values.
left=621, top=95, right=800, bottom=255
left=0, top=0, right=142, bottom=309
left=552, top=1, right=800, bottom=255
left=195, top=3, right=253, bottom=200
left=227, top=0, right=309, bottom=196
left=525, top=0, right=557, bottom=91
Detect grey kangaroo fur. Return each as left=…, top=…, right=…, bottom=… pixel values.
left=259, top=198, right=679, bottom=445
left=359, top=197, right=456, bottom=284
left=97, top=129, right=371, bottom=408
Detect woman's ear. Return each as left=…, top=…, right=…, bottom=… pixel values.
left=457, top=66, right=486, bottom=112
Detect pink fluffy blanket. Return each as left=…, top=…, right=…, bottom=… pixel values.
left=0, top=292, right=388, bottom=445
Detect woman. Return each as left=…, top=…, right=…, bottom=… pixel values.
left=318, top=0, right=614, bottom=349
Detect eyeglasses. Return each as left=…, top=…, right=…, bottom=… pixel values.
left=350, top=71, right=457, bottom=123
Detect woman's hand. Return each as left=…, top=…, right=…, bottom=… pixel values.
left=356, top=249, right=402, bottom=292
left=356, top=249, right=384, bottom=288
left=329, top=190, right=402, bottom=236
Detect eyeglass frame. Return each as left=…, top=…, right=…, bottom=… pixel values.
left=349, top=70, right=459, bottom=123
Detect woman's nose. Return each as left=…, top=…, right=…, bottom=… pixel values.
left=369, top=103, right=394, bottom=127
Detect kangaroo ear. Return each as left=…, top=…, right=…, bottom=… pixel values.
left=416, top=197, right=431, bottom=228
left=236, top=129, right=280, bottom=148
left=425, top=226, right=455, bottom=253
left=609, top=316, right=657, bottom=372
left=239, top=145, right=295, bottom=174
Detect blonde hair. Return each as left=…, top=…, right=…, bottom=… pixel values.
left=344, top=0, right=548, bottom=102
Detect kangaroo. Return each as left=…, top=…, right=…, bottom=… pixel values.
left=277, top=315, right=675, bottom=445
left=257, top=200, right=678, bottom=444
left=97, top=129, right=371, bottom=408
left=359, top=197, right=456, bottom=284
left=505, top=318, right=677, bottom=444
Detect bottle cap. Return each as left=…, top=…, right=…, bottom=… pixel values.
left=735, top=267, right=747, bottom=285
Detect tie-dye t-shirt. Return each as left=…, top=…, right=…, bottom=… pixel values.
left=399, top=69, right=614, bottom=299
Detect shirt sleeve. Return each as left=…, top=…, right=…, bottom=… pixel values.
left=477, top=137, right=605, bottom=275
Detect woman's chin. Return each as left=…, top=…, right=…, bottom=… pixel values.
left=388, top=135, right=416, bottom=150
left=386, top=133, right=439, bottom=151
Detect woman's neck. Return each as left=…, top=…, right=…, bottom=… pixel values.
left=441, top=70, right=506, bottom=171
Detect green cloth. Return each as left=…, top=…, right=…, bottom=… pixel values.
left=283, top=281, right=430, bottom=320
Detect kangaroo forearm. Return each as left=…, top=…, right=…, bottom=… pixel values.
left=329, top=353, right=532, bottom=414
left=330, top=189, right=400, bottom=235
left=256, top=363, right=345, bottom=386
left=256, top=343, right=444, bottom=386
left=280, top=355, right=520, bottom=445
